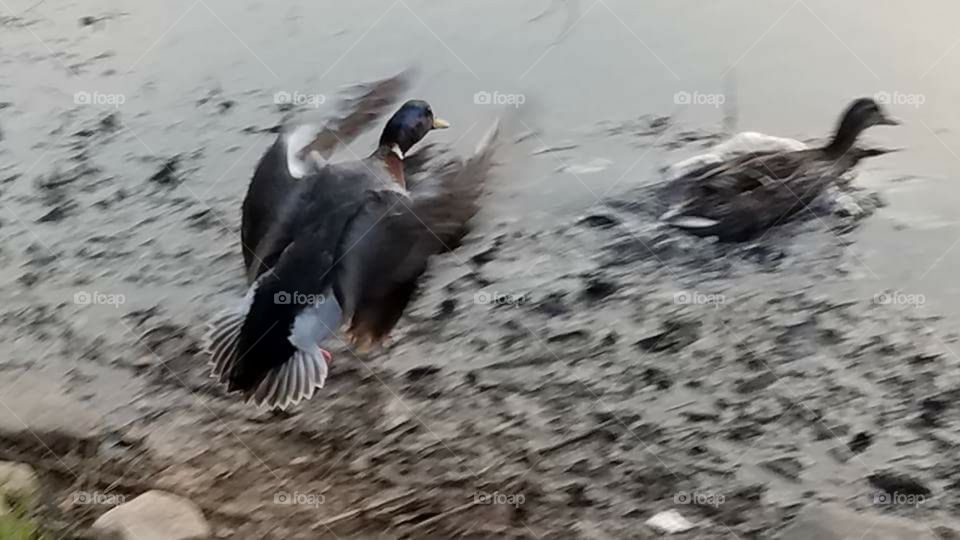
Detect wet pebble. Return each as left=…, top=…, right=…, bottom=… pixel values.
left=847, top=431, right=873, bottom=454
left=636, top=320, right=700, bottom=353
left=535, top=292, right=569, bottom=317
left=867, top=471, right=931, bottom=497
left=645, top=509, right=694, bottom=534
left=436, top=298, right=457, bottom=319
left=577, top=212, right=621, bottom=229
left=404, top=365, right=441, bottom=382
left=148, top=156, right=181, bottom=185
left=582, top=274, right=618, bottom=301
left=735, top=371, right=777, bottom=394
left=760, top=455, right=805, bottom=482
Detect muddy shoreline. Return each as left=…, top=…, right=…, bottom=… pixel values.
left=3, top=171, right=960, bottom=537
left=3, top=1, right=960, bottom=538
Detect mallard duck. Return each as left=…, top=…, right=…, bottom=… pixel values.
left=206, top=99, right=498, bottom=410
left=241, top=71, right=413, bottom=278
left=662, top=98, right=899, bottom=241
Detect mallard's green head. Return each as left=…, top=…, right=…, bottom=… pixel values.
left=378, top=100, right=450, bottom=156
left=826, top=98, right=899, bottom=157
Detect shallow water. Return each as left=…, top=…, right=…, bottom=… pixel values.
left=3, top=0, right=960, bottom=322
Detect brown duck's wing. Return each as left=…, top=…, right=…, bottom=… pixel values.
left=734, top=164, right=841, bottom=233
left=694, top=149, right=819, bottom=197
left=667, top=153, right=846, bottom=241
left=299, top=70, right=415, bottom=160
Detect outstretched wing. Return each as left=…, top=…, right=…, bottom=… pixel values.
left=241, top=70, right=414, bottom=277
left=405, top=119, right=500, bottom=250
left=337, top=121, right=501, bottom=346
left=297, top=69, right=416, bottom=161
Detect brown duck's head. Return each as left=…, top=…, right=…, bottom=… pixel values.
left=378, top=100, right=450, bottom=157
left=827, top=98, right=900, bottom=156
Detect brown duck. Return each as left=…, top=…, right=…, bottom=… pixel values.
left=663, top=97, right=900, bottom=241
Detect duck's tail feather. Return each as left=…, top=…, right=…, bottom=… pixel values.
left=206, top=305, right=330, bottom=409
left=204, top=283, right=260, bottom=384
left=206, top=309, right=246, bottom=384
left=245, top=295, right=342, bottom=410
left=248, top=347, right=329, bottom=410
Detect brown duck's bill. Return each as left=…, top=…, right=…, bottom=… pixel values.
left=879, top=115, right=901, bottom=126
left=432, top=117, right=451, bottom=129
left=857, top=146, right=902, bottom=158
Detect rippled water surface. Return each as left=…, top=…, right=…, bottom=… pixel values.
left=3, top=0, right=960, bottom=315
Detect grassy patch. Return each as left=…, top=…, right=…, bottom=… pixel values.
left=0, top=496, right=45, bottom=540
left=0, top=512, right=44, bottom=540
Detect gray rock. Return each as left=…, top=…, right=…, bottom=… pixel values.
left=780, top=504, right=938, bottom=540
left=0, top=374, right=101, bottom=456
left=91, top=490, right=210, bottom=540
left=0, top=462, right=40, bottom=495
left=0, top=461, right=40, bottom=512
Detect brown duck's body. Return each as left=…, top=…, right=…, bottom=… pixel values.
left=664, top=98, right=900, bottom=241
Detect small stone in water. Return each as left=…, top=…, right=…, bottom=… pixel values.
left=646, top=509, right=694, bottom=534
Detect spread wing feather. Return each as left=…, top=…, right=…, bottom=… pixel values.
left=241, top=70, right=414, bottom=278
left=338, top=121, right=501, bottom=344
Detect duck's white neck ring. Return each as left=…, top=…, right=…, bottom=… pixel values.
left=389, top=144, right=404, bottom=160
